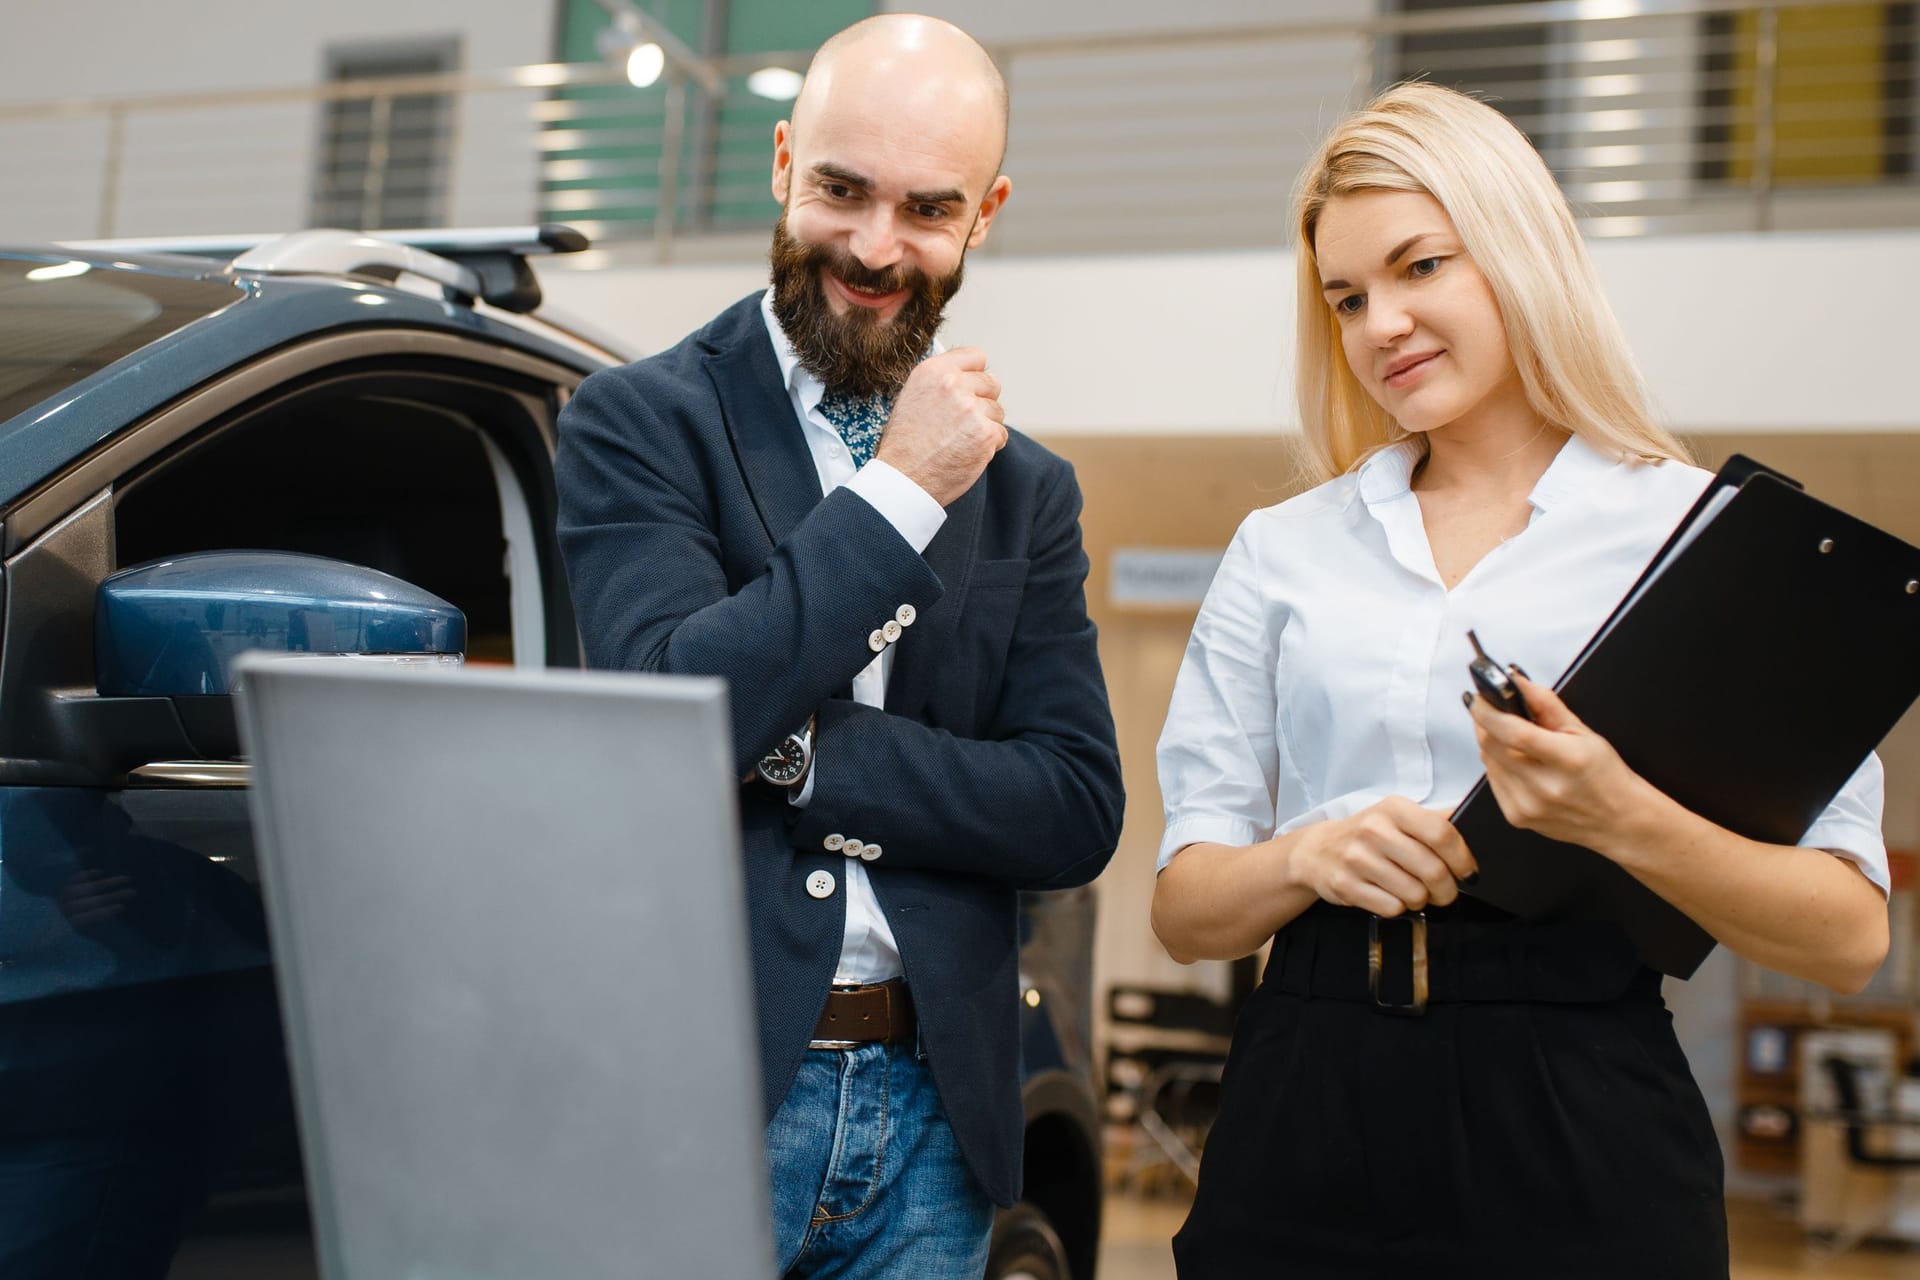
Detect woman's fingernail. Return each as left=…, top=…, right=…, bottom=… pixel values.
left=1461, top=691, right=1475, bottom=710
left=1462, top=872, right=1481, bottom=887
left=1509, top=664, right=1529, bottom=680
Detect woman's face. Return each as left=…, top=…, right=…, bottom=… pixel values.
left=1314, top=188, right=1528, bottom=439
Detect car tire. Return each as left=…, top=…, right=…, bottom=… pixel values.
left=986, top=1202, right=1072, bottom=1280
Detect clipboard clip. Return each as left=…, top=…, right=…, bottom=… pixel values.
left=1368, top=912, right=1429, bottom=1016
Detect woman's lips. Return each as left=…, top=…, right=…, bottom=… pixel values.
left=1384, top=351, right=1441, bottom=388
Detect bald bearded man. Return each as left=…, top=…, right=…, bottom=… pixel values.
left=553, top=15, right=1122, bottom=1277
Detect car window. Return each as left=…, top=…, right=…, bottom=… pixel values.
left=0, top=258, right=238, bottom=425
left=113, top=382, right=519, bottom=663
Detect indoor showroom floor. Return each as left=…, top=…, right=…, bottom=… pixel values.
left=1096, top=1189, right=1920, bottom=1279
left=165, top=1189, right=1920, bottom=1278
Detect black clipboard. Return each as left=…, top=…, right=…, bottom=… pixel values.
left=1453, top=455, right=1920, bottom=978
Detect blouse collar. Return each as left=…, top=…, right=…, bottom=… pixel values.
left=1355, top=431, right=1620, bottom=513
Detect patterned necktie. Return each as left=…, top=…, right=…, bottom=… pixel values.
left=815, top=388, right=892, bottom=469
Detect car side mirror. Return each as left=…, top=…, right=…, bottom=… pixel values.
left=59, top=551, right=465, bottom=778
left=98, top=551, right=465, bottom=697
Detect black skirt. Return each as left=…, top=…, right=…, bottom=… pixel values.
left=1173, top=903, right=1728, bottom=1279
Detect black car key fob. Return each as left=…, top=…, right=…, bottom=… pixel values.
left=1466, top=630, right=1532, bottom=721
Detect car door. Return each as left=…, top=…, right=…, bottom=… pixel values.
left=0, top=331, right=585, bottom=1280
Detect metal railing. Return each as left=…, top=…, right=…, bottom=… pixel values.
left=0, top=0, right=1913, bottom=259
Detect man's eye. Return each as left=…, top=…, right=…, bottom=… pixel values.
left=915, top=204, right=949, bottom=220
left=824, top=183, right=852, bottom=199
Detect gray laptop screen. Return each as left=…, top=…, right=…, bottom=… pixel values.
left=235, top=659, right=770, bottom=1279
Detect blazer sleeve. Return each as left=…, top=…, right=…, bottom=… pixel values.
left=554, top=366, right=945, bottom=775
left=787, top=461, right=1124, bottom=890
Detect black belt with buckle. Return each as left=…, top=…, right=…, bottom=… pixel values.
left=811, top=979, right=915, bottom=1047
left=1264, top=902, right=1656, bottom=1015
left=1368, top=912, right=1429, bottom=1015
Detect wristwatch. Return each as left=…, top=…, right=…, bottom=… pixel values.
left=756, top=714, right=815, bottom=789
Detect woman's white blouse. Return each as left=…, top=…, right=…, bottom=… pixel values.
left=1155, top=434, right=1889, bottom=892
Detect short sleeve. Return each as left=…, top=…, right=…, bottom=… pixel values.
left=1800, top=751, right=1889, bottom=894
left=1155, top=519, right=1283, bottom=871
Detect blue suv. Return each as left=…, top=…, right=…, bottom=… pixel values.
left=0, top=230, right=1102, bottom=1280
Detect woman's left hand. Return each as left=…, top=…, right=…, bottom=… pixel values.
left=1467, top=671, right=1652, bottom=856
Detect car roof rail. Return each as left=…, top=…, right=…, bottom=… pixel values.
left=59, top=224, right=590, bottom=314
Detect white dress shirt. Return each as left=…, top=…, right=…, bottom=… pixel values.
left=1156, top=433, right=1889, bottom=894
left=761, top=289, right=947, bottom=983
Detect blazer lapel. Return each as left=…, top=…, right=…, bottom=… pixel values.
left=885, top=478, right=985, bottom=717
left=702, top=301, right=821, bottom=549
left=697, top=294, right=979, bottom=719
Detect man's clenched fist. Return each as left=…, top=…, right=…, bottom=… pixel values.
left=875, top=347, right=1007, bottom=507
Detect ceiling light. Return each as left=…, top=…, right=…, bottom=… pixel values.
left=747, top=67, right=803, bottom=101
left=626, top=42, right=665, bottom=89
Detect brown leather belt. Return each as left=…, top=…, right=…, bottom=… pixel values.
left=811, top=979, right=915, bottom=1047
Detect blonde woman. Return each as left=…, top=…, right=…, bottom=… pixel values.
left=1152, top=82, right=1888, bottom=1276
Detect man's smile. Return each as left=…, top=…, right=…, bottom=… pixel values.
left=825, top=269, right=910, bottom=311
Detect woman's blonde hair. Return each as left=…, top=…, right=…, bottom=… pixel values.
left=1291, top=81, right=1690, bottom=482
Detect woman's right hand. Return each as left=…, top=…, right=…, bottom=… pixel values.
left=1284, top=797, right=1477, bottom=916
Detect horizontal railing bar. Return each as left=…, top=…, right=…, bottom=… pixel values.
left=0, top=0, right=1895, bottom=122
left=7, top=0, right=1916, bottom=253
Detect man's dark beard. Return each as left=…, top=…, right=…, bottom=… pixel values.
left=768, top=215, right=964, bottom=399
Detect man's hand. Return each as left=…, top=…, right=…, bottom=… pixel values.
left=876, top=347, right=1007, bottom=507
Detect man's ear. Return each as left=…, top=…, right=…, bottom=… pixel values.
left=967, top=174, right=1013, bottom=250
left=771, top=120, right=794, bottom=203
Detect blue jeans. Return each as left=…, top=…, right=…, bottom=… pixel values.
left=766, top=1040, right=993, bottom=1279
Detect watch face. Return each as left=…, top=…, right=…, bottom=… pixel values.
left=757, top=735, right=807, bottom=786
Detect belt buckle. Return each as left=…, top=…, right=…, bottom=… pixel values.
left=1368, top=911, right=1429, bottom=1016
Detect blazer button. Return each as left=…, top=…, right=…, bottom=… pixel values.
left=823, top=833, right=846, bottom=852
left=859, top=843, right=882, bottom=862
left=841, top=839, right=865, bottom=858
left=868, top=629, right=887, bottom=653
left=806, top=870, right=836, bottom=899
left=882, top=619, right=902, bottom=643
left=895, top=604, right=917, bottom=627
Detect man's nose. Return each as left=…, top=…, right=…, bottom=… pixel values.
left=848, top=208, right=904, bottom=271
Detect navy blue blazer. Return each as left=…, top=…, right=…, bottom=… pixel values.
left=553, top=293, right=1123, bottom=1205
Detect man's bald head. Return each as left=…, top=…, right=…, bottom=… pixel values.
left=766, top=14, right=1013, bottom=398
left=792, top=13, right=1008, bottom=188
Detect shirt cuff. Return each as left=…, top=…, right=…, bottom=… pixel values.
left=844, top=460, right=946, bottom=554
left=1801, top=815, right=1890, bottom=895
left=1157, top=816, right=1264, bottom=873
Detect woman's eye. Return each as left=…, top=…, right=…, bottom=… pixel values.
left=1335, top=295, right=1364, bottom=315
left=1410, top=257, right=1441, bottom=278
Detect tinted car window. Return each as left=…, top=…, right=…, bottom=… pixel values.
left=115, top=385, right=516, bottom=662
left=0, top=259, right=238, bottom=425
